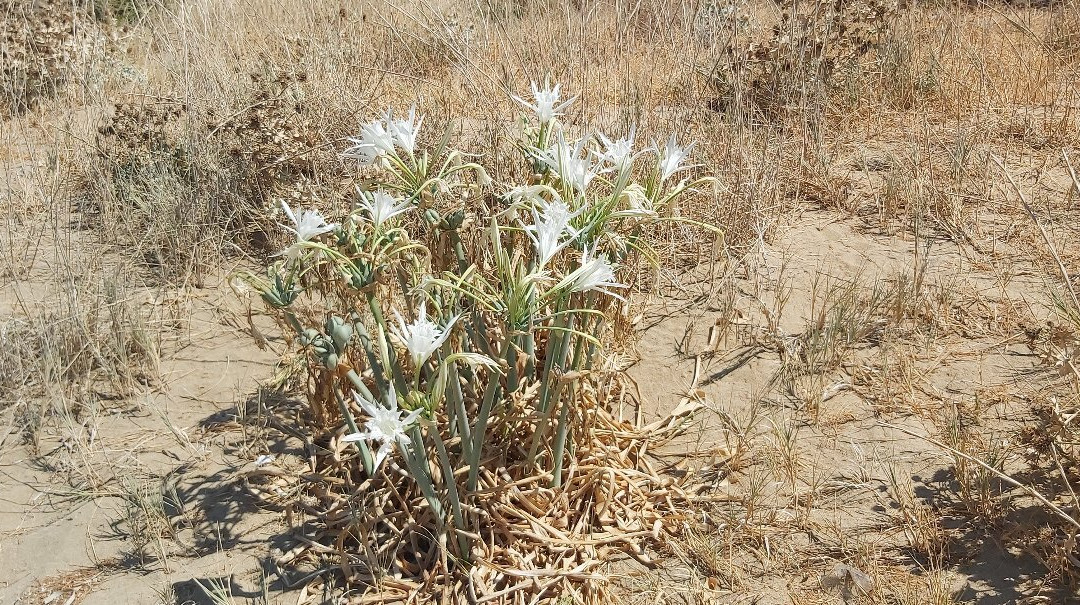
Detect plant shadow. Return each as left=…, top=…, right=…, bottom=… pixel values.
left=908, top=467, right=1079, bottom=604
left=104, top=386, right=328, bottom=603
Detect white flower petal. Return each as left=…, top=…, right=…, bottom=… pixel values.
left=277, top=202, right=337, bottom=259
left=342, top=116, right=396, bottom=166
left=658, top=135, right=696, bottom=183
left=525, top=199, right=580, bottom=267
left=563, top=245, right=628, bottom=298
left=390, top=303, right=456, bottom=370
left=388, top=105, right=423, bottom=155
left=344, top=389, right=421, bottom=472
left=514, top=81, right=576, bottom=124
left=372, top=441, right=393, bottom=471
left=536, top=132, right=599, bottom=194
left=356, top=188, right=411, bottom=229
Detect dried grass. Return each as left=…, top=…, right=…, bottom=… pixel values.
left=251, top=395, right=711, bottom=602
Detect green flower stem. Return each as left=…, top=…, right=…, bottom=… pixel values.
left=523, top=327, right=536, bottom=380
left=506, top=337, right=519, bottom=393
left=335, top=389, right=373, bottom=476
left=352, top=318, right=389, bottom=397
left=343, top=368, right=375, bottom=403
left=446, top=360, right=472, bottom=453
left=367, top=292, right=408, bottom=395
left=448, top=229, right=469, bottom=276
left=551, top=299, right=596, bottom=487
left=550, top=382, right=575, bottom=488
left=468, top=310, right=495, bottom=358
left=427, top=421, right=470, bottom=561
left=539, top=307, right=576, bottom=414
left=571, top=293, right=598, bottom=371
left=402, top=425, right=445, bottom=523
left=527, top=305, right=576, bottom=469
left=466, top=335, right=513, bottom=491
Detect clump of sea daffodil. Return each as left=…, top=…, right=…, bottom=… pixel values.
left=235, top=82, right=718, bottom=594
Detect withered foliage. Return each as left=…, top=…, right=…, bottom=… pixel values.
left=1020, top=317, right=1080, bottom=587
left=1, top=0, right=82, bottom=113
left=87, top=69, right=351, bottom=274
left=708, top=0, right=899, bottom=118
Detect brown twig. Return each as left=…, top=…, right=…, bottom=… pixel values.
left=991, top=155, right=1080, bottom=313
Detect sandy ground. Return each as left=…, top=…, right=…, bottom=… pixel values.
left=2, top=192, right=1073, bottom=603
left=626, top=212, right=1061, bottom=603
left=0, top=275, right=282, bottom=603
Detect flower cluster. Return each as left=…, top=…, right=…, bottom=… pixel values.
left=512, top=82, right=702, bottom=226
left=238, top=82, right=715, bottom=574
left=342, top=106, right=424, bottom=165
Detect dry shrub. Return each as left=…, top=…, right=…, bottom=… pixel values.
left=1047, top=0, right=1080, bottom=60
left=864, top=19, right=939, bottom=111
left=89, top=0, right=153, bottom=23
left=208, top=68, right=349, bottom=249
left=85, top=98, right=250, bottom=280
left=82, top=65, right=357, bottom=280
left=1, top=0, right=82, bottom=113
left=1016, top=395, right=1080, bottom=587
left=708, top=0, right=899, bottom=121
left=1018, top=312, right=1080, bottom=587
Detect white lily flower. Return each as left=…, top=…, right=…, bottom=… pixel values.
left=564, top=245, right=627, bottom=299
left=525, top=199, right=579, bottom=268
left=342, top=118, right=396, bottom=166
left=388, top=106, right=423, bottom=156
left=391, top=302, right=459, bottom=370
left=616, top=183, right=656, bottom=217
left=278, top=201, right=338, bottom=260
left=596, top=128, right=636, bottom=173
left=499, top=185, right=554, bottom=222
left=341, top=388, right=421, bottom=471
left=512, top=81, right=576, bottom=124
left=536, top=132, right=600, bottom=195
left=658, top=135, right=696, bottom=183
left=504, top=184, right=557, bottom=205
left=356, top=188, right=411, bottom=229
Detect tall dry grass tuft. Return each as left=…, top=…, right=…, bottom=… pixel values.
left=0, top=270, right=159, bottom=446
